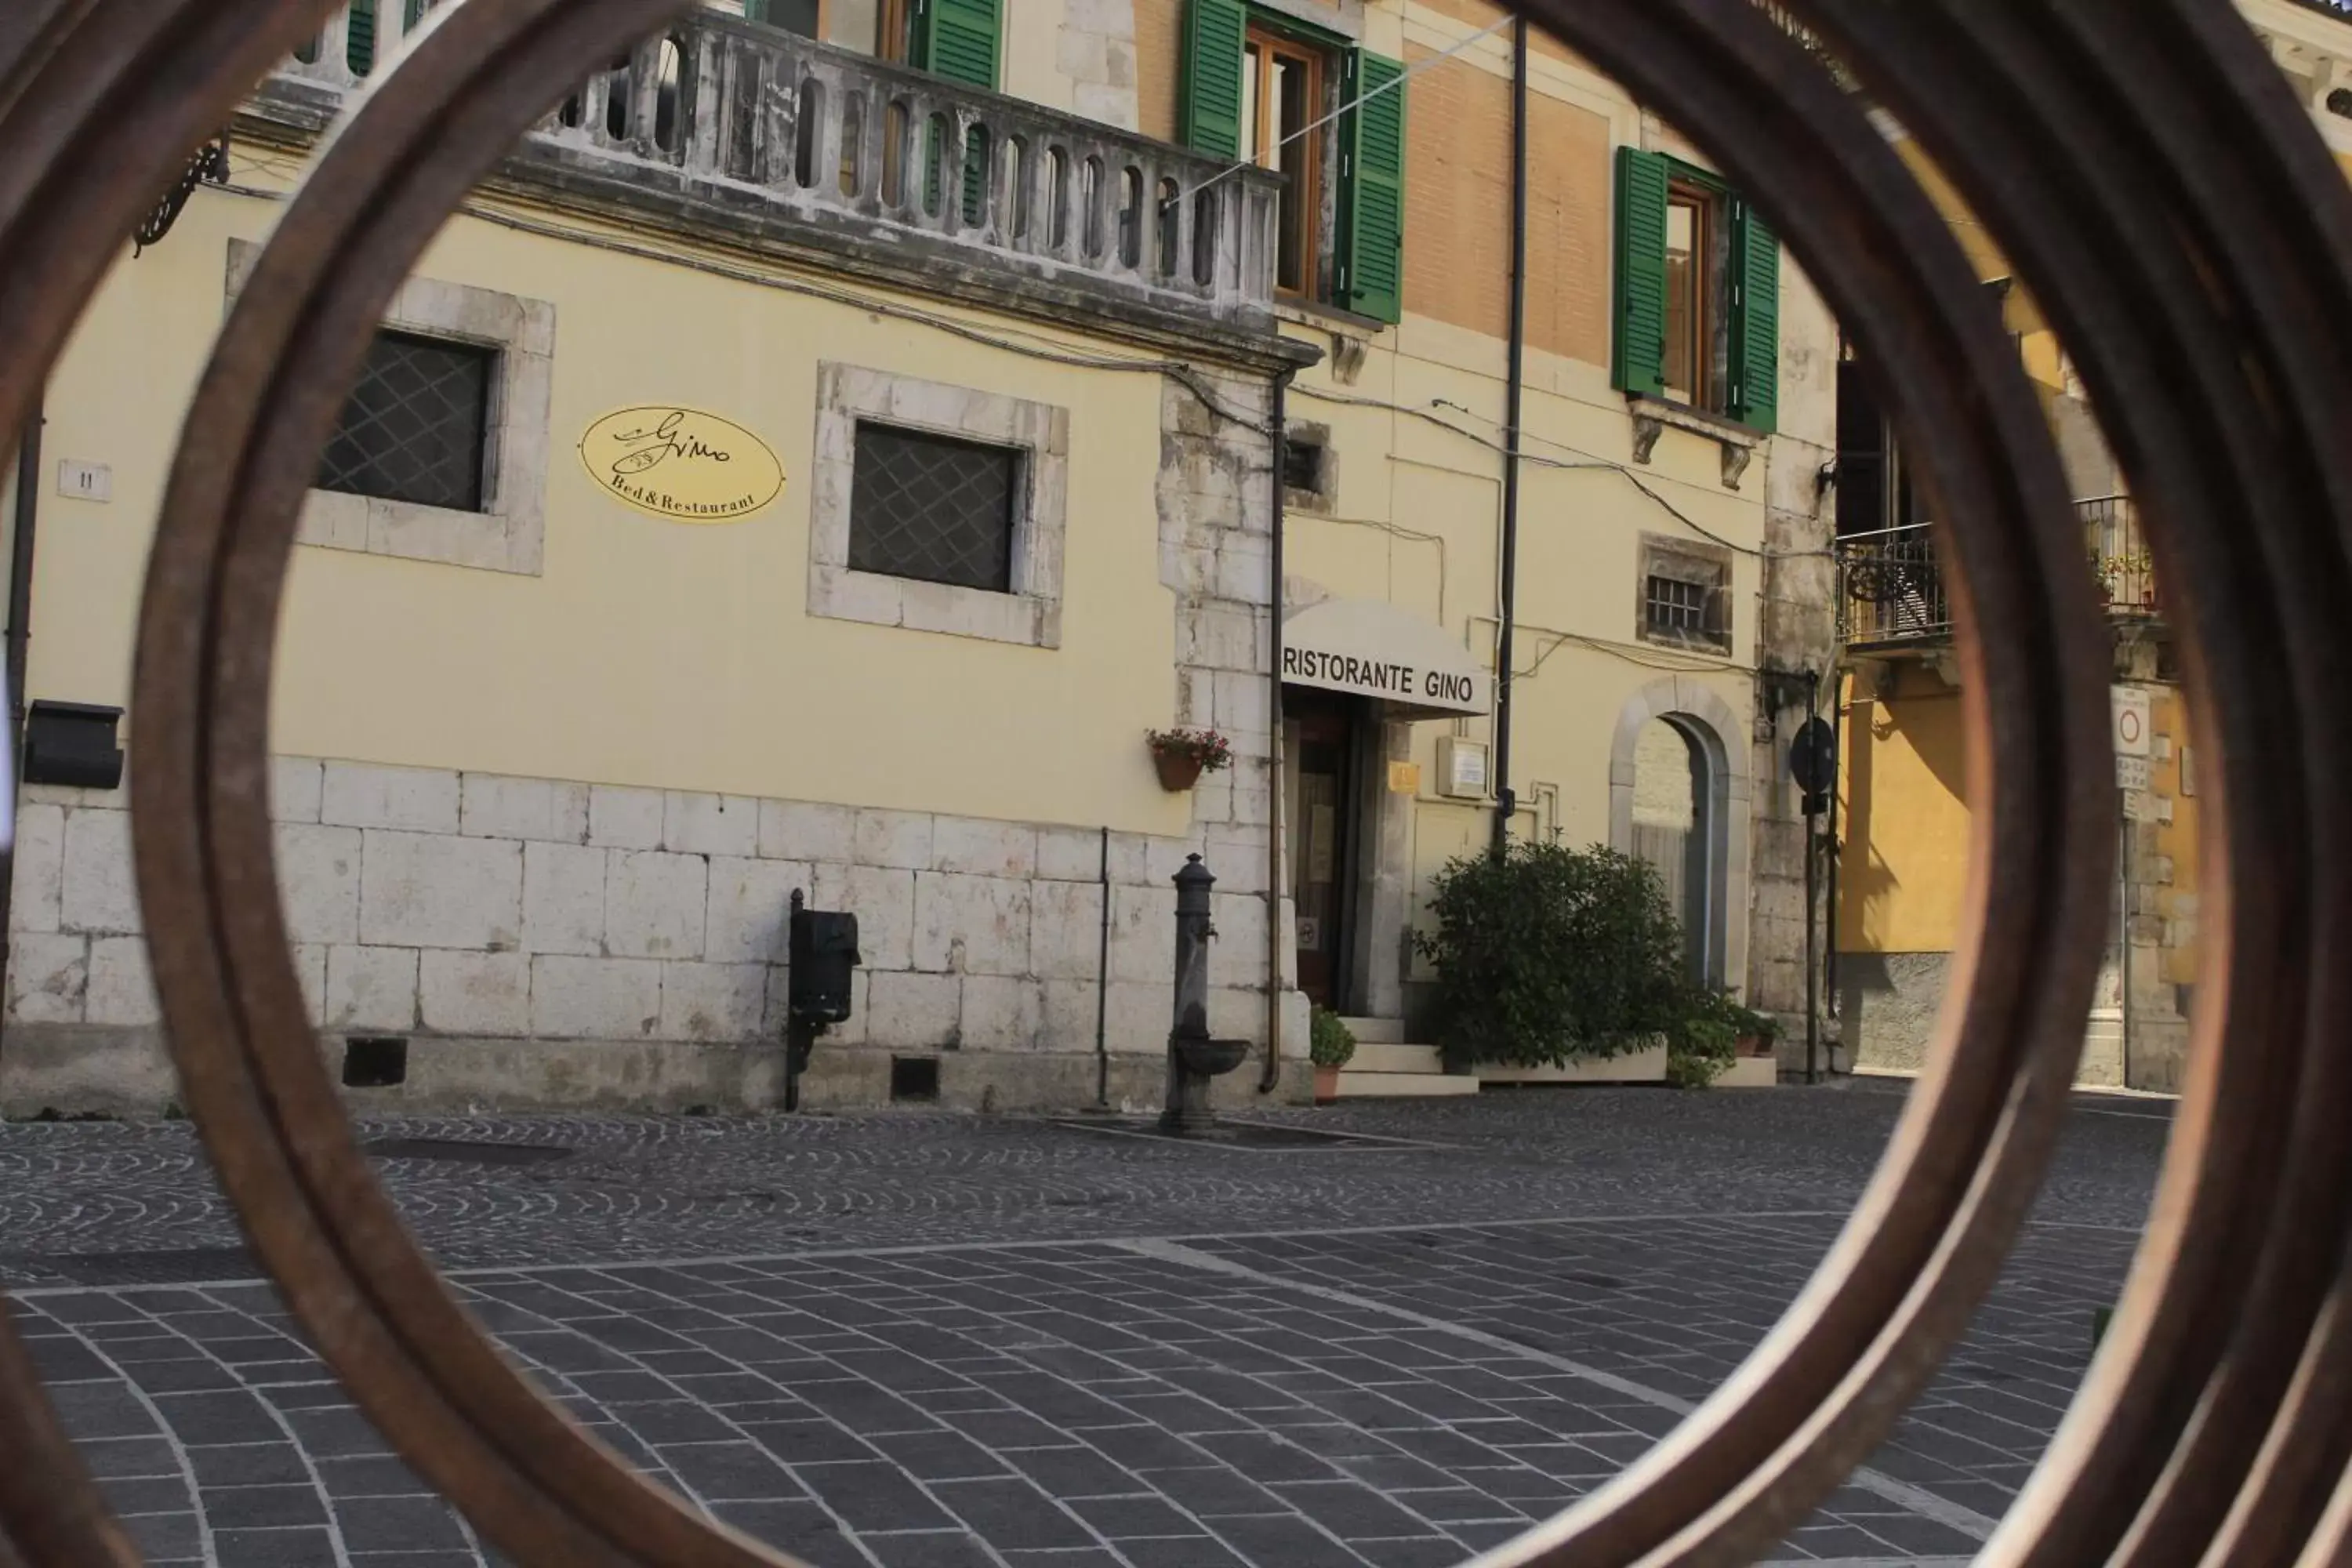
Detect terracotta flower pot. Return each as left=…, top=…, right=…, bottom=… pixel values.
left=1152, top=750, right=1206, bottom=792
left=1315, top=1063, right=1341, bottom=1104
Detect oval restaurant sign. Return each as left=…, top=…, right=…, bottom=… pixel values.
left=579, top=406, right=785, bottom=523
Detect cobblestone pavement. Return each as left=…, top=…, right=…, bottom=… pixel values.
left=0, top=1081, right=2169, bottom=1567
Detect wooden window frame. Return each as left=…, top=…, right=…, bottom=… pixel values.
left=1245, top=24, right=1327, bottom=301
left=1664, top=176, right=1726, bottom=414
left=742, top=0, right=911, bottom=61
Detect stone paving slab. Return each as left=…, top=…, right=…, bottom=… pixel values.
left=0, top=1085, right=2169, bottom=1565
left=8, top=1212, right=2137, bottom=1567
left=0, top=1081, right=2166, bottom=1280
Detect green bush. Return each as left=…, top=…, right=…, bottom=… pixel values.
left=1414, top=842, right=1689, bottom=1069
left=1309, top=1007, right=1357, bottom=1069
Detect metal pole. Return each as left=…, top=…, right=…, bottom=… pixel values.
left=1805, top=787, right=1820, bottom=1087
left=1489, top=16, right=1530, bottom=855
left=1095, top=825, right=1110, bottom=1107
left=2119, top=815, right=2132, bottom=1089
left=1825, top=666, right=1844, bottom=1024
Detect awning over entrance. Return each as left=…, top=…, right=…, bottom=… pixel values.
left=1281, top=595, right=1490, bottom=717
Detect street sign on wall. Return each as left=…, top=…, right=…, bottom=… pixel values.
left=2112, top=684, right=2152, bottom=757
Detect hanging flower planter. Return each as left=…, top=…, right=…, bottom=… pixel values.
left=1146, top=728, right=1232, bottom=793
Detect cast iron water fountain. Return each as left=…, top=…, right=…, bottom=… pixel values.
left=1160, top=855, right=1250, bottom=1134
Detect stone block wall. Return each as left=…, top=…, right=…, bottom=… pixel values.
left=2, top=757, right=1294, bottom=1113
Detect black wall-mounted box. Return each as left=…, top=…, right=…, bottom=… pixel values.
left=22, top=701, right=124, bottom=789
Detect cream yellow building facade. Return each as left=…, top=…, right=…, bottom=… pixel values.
left=1, top=0, right=1840, bottom=1114
left=1833, top=0, right=2352, bottom=1092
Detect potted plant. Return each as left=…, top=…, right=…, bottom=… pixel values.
left=1146, top=727, right=1233, bottom=792
left=1310, top=1007, right=1357, bottom=1104
left=1724, top=1000, right=1783, bottom=1058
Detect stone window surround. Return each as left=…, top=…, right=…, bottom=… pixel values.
left=1635, top=532, right=1736, bottom=656
left=1281, top=418, right=1337, bottom=515
left=1628, top=394, right=1764, bottom=490
left=225, top=239, right=554, bottom=576
left=808, top=362, right=1069, bottom=649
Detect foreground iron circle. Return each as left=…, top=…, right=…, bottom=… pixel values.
left=0, top=5, right=350, bottom=1565
left=0, top=0, right=2332, bottom=1565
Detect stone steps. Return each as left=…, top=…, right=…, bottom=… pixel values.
left=1334, top=1069, right=1481, bottom=1098
left=1330, top=1022, right=1474, bottom=1098
left=1348, top=1041, right=1445, bottom=1075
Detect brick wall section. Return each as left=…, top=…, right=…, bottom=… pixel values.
left=1400, top=44, right=1610, bottom=365
left=1129, top=0, right=1180, bottom=143
left=5, top=762, right=1276, bottom=1059
left=1403, top=41, right=1513, bottom=343
left=1523, top=91, right=1613, bottom=368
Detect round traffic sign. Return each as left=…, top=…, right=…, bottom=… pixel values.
left=1790, top=716, right=1837, bottom=796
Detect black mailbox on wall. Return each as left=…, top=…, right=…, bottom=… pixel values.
left=22, top=702, right=124, bottom=790
left=788, top=899, right=862, bottom=1025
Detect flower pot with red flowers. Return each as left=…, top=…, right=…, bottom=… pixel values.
left=1146, top=727, right=1233, bottom=792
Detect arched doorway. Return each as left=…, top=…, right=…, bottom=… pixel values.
left=1632, top=716, right=1718, bottom=985
left=1610, top=679, right=1748, bottom=993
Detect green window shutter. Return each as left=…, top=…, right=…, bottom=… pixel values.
left=1613, top=147, right=1669, bottom=398
left=1338, top=49, right=1405, bottom=325
left=345, top=0, right=429, bottom=74
left=347, top=0, right=376, bottom=75
left=914, top=0, right=999, bottom=87
left=1731, top=198, right=1780, bottom=434
left=1180, top=0, right=1246, bottom=158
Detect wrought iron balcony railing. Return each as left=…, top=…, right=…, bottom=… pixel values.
left=1837, top=499, right=2162, bottom=648
left=1837, top=521, right=1952, bottom=646
left=2082, top=493, right=2161, bottom=619
left=267, top=5, right=1287, bottom=332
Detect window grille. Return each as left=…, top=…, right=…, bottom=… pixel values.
left=318, top=331, right=494, bottom=512
left=848, top=423, right=1021, bottom=593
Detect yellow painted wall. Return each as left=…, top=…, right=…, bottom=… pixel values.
left=37, top=187, right=1199, bottom=836
left=1838, top=665, right=1972, bottom=956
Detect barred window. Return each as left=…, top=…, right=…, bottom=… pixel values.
left=1646, top=575, right=1710, bottom=639
left=1638, top=536, right=1733, bottom=653
left=318, top=331, right=495, bottom=514
left=848, top=423, right=1021, bottom=593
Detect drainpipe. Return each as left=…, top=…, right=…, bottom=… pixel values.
left=1261, top=368, right=1296, bottom=1094
left=0, top=401, right=42, bottom=1052
left=1488, top=16, right=1530, bottom=855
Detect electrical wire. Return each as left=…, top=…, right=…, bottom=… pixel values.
left=1298, top=381, right=1832, bottom=562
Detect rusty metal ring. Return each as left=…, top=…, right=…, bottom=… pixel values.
left=0, top=5, right=347, bottom=1564
left=130, top=0, right=2111, bottom=1561
left=0, top=0, right=2343, bottom=1563
left=130, top=8, right=811, bottom=1563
